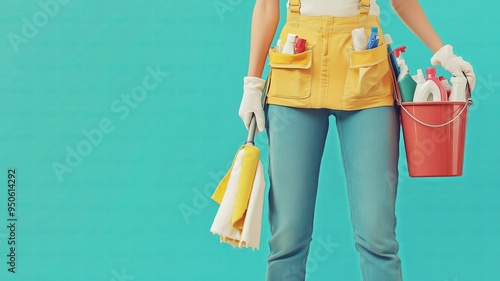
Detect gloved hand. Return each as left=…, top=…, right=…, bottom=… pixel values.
left=238, top=76, right=266, bottom=133
left=430, top=44, right=476, bottom=91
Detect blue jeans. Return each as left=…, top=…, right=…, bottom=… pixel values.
left=264, top=104, right=402, bottom=281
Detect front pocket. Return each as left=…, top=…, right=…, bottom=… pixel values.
left=266, top=47, right=312, bottom=100
left=344, top=44, right=391, bottom=99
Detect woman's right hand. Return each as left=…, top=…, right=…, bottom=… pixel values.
left=238, top=76, right=266, bottom=133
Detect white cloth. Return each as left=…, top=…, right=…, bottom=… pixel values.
left=210, top=152, right=266, bottom=250
left=286, top=0, right=380, bottom=16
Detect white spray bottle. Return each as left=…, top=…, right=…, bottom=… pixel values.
left=449, top=76, right=468, bottom=101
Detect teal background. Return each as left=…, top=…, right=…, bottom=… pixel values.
left=0, top=1, right=498, bottom=280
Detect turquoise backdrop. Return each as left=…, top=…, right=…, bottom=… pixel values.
left=0, top=1, right=498, bottom=280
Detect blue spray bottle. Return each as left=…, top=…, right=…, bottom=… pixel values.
left=367, top=27, right=379, bottom=49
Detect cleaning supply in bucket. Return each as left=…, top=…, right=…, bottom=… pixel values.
left=412, top=69, right=427, bottom=101
left=449, top=76, right=468, bottom=101
left=352, top=27, right=367, bottom=51
left=439, top=76, right=452, bottom=97
left=367, top=27, right=379, bottom=49
left=413, top=79, right=442, bottom=101
left=413, top=68, right=448, bottom=102
left=384, top=34, right=400, bottom=77
left=426, top=67, right=448, bottom=101
left=399, top=74, right=417, bottom=102
left=412, top=69, right=425, bottom=85
left=393, top=47, right=409, bottom=81
left=391, top=46, right=416, bottom=102
left=282, top=33, right=297, bottom=54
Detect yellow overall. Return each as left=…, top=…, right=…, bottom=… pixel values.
left=265, top=0, right=395, bottom=110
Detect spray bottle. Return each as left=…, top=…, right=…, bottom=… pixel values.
left=449, top=76, right=468, bottom=101
left=367, top=27, right=379, bottom=49
left=392, top=47, right=409, bottom=81
left=384, top=34, right=400, bottom=77
left=439, top=76, right=452, bottom=97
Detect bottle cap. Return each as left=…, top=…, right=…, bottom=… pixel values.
left=426, top=67, right=437, bottom=77
left=295, top=38, right=307, bottom=53
left=287, top=33, right=297, bottom=43
left=371, top=27, right=378, bottom=33
left=384, top=34, right=393, bottom=45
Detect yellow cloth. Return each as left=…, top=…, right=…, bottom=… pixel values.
left=211, top=144, right=260, bottom=230
left=210, top=144, right=265, bottom=249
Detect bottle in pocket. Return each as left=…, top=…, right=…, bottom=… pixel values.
left=367, top=27, right=379, bottom=49
left=282, top=34, right=297, bottom=54
left=295, top=38, right=307, bottom=54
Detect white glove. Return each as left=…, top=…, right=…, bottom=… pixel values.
left=238, top=76, right=266, bottom=133
left=430, top=44, right=476, bottom=91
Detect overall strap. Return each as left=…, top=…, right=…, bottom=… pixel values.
left=290, top=0, right=370, bottom=15
left=359, top=0, right=371, bottom=15
left=289, top=0, right=301, bottom=14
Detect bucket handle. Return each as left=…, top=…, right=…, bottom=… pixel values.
left=399, top=99, right=471, bottom=128
left=397, top=71, right=472, bottom=128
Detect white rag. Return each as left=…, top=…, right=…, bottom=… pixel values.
left=210, top=150, right=265, bottom=250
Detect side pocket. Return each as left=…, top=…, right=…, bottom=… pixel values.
left=267, top=47, right=313, bottom=100
left=344, top=44, right=391, bottom=99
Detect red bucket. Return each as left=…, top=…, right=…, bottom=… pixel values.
left=389, top=56, right=472, bottom=177
left=399, top=100, right=471, bottom=177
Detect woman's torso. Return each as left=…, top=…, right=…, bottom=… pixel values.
left=286, top=0, right=380, bottom=16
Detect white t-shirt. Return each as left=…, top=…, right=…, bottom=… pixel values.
left=287, top=0, right=380, bottom=17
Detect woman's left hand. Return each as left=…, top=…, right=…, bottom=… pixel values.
left=431, top=44, right=476, bottom=91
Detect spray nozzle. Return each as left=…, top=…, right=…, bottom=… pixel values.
left=393, top=46, right=407, bottom=58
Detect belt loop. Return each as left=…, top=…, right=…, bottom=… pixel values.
left=289, top=0, right=301, bottom=14
left=359, top=0, right=370, bottom=15
left=358, top=0, right=370, bottom=26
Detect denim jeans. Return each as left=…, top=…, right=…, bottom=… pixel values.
left=264, top=104, right=402, bottom=281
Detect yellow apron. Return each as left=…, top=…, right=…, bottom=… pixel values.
left=265, top=0, right=395, bottom=110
